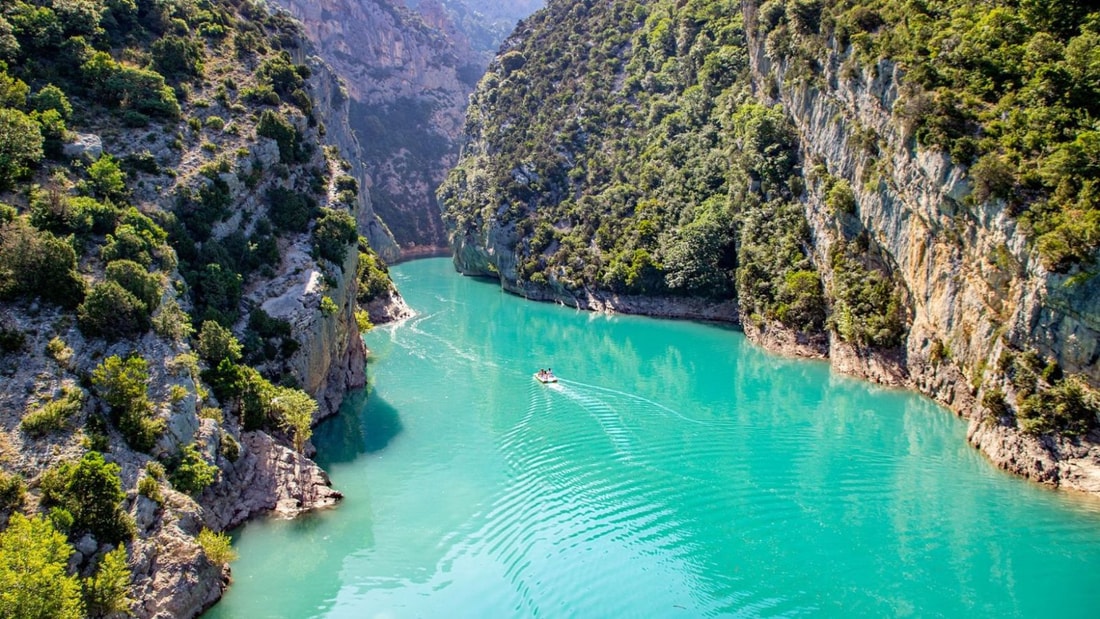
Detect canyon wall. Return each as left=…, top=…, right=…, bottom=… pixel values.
left=741, top=14, right=1100, bottom=491
left=270, top=0, right=482, bottom=254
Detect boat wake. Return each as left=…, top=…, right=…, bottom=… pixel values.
left=556, top=379, right=708, bottom=426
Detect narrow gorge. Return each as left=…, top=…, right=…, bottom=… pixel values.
left=1, top=0, right=1098, bottom=617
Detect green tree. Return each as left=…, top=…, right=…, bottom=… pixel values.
left=0, top=514, right=84, bottom=619
left=169, top=443, right=218, bottom=495
left=267, top=186, right=316, bottom=232
left=83, top=544, right=132, bottom=618
left=356, top=245, right=392, bottom=303
left=0, top=107, right=44, bottom=189
left=663, top=205, right=735, bottom=298
left=86, top=155, right=127, bottom=203
left=151, top=35, right=203, bottom=80
left=30, top=84, right=72, bottom=119
left=269, top=386, right=316, bottom=452
left=105, top=259, right=162, bottom=311
left=40, top=452, right=132, bottom=546
left=78, top=280, right=150, bottom=340
left=311, top=208, right=357, bottom=267
left=256, top=110, right=305, bottom=164
left=0, top=218, right=85, bottom=308
left=91, top=355, right=163, bottom=452
left=196, top=528, right=236, bottom=565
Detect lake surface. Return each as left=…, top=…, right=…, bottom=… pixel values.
left=206, top=257, right=1100, bottom=618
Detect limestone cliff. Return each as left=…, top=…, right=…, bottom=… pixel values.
left=269, top=0, right=480, bottom=254
left=739, top=3, right=1100, bottom=492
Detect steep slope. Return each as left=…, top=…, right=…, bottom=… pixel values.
left=440, top=0, right=1100, bottom=491
left=0, top=0, right=404, bottom=616
left=409, top=0, right=545, bottom=57
left=269, top=0, right=477, bottom=255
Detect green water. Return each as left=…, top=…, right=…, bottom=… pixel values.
left=206, top=258, right=1100, bottom=618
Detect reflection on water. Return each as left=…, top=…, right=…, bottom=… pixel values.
left=313, top=388, right=404, bottom=467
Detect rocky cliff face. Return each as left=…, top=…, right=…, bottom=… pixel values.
left=740, top=6, right=1100, bottom=492
left=269, top=0, right=485, bottom=254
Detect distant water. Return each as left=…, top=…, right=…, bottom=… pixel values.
left=205, top=258, right=1100, bottom=618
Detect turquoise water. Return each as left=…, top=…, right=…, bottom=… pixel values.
left=206, top=258, right=1100, bottom=618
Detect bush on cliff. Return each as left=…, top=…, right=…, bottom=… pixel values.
left=77, top=281, right=151, bottom=340
left=0, top=217, right=85, bottom=308
left=168, top=443, right=218, bottom=495
left=39, top=452, right=134, bottom=546
left=0, top=514, right=84, bottom=619
left=312, top=207, right=357, bottom=267
left=91, top=355, right=164, bottom=453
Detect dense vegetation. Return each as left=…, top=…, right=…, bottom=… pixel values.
left=441, top=0, right=1098, bottom=434
left=440, top=0, right=859, bottom=339
left=756, top=0, right=1100, bottom=272
left=0, top=0, right=385, bottom=613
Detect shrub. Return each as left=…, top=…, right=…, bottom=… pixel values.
left=151, top=297, right=194, bottom=342
left=151, top=35, right=203, bottom=80
left=169, top=443, right=218, bottom=495
left=30, top=84, right=72, bottom=119
left=240, top=84, right=280, bottom=106
left=982, top=388, right=1010, bottom=419
left=86, top=155, right=127, bottom=203
left=334, top=174, right=358, bottom=195
left=105, top=259, right=162, bottom=311
left=0, top=470, right=25, bottom=513
left=256, top=110, right=306, bottom=164
left=0, top=514, right=84, bottom=619
left=32, top=108, right=66, bottom=158
left=137, top=474, right=162, bottom=504
left=355, top=309, right=373, bottom=333
left=219, top=432, right=239, bottom=462
left=91, top=355, right=163, bottom=452
left=21, top=387, right=84, bottom=438
left=83, top=544, right=133, bottom=617
left=197, top=320, right=242, bottom=366
left=829, top=242, right=907, bottom=348
left=101, top=226, right=153, bottom=266
left=258, top=54, right=305, bottom=97
left=825, top=178, right=856, bottom=215
left=312, top=208, right=357, bottom=266
left=81, top=52, right=181, bottom=119
left=0, top=323, right=24, bottom=354
left=267, top=187, right=316, bottom=232
left=29, top=187, right=93, bottom=235
left=196, top=528, right=237, bottom=565
left=1017, top=375, right=1100, bottom=436
left=78, top=281, right=150, bottom=340
left=0, top=107, right=44, bottom=189
left=0, top=218, right=85, bottom=308
left=268, top=386, right=317, bottom=453
left=40, top=452, right=133, bottom=545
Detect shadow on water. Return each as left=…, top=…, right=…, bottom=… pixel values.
left=313, top=387, right=404, bottom=468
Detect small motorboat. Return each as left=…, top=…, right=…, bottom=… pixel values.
left=534, top=371, right=558, bottom=383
